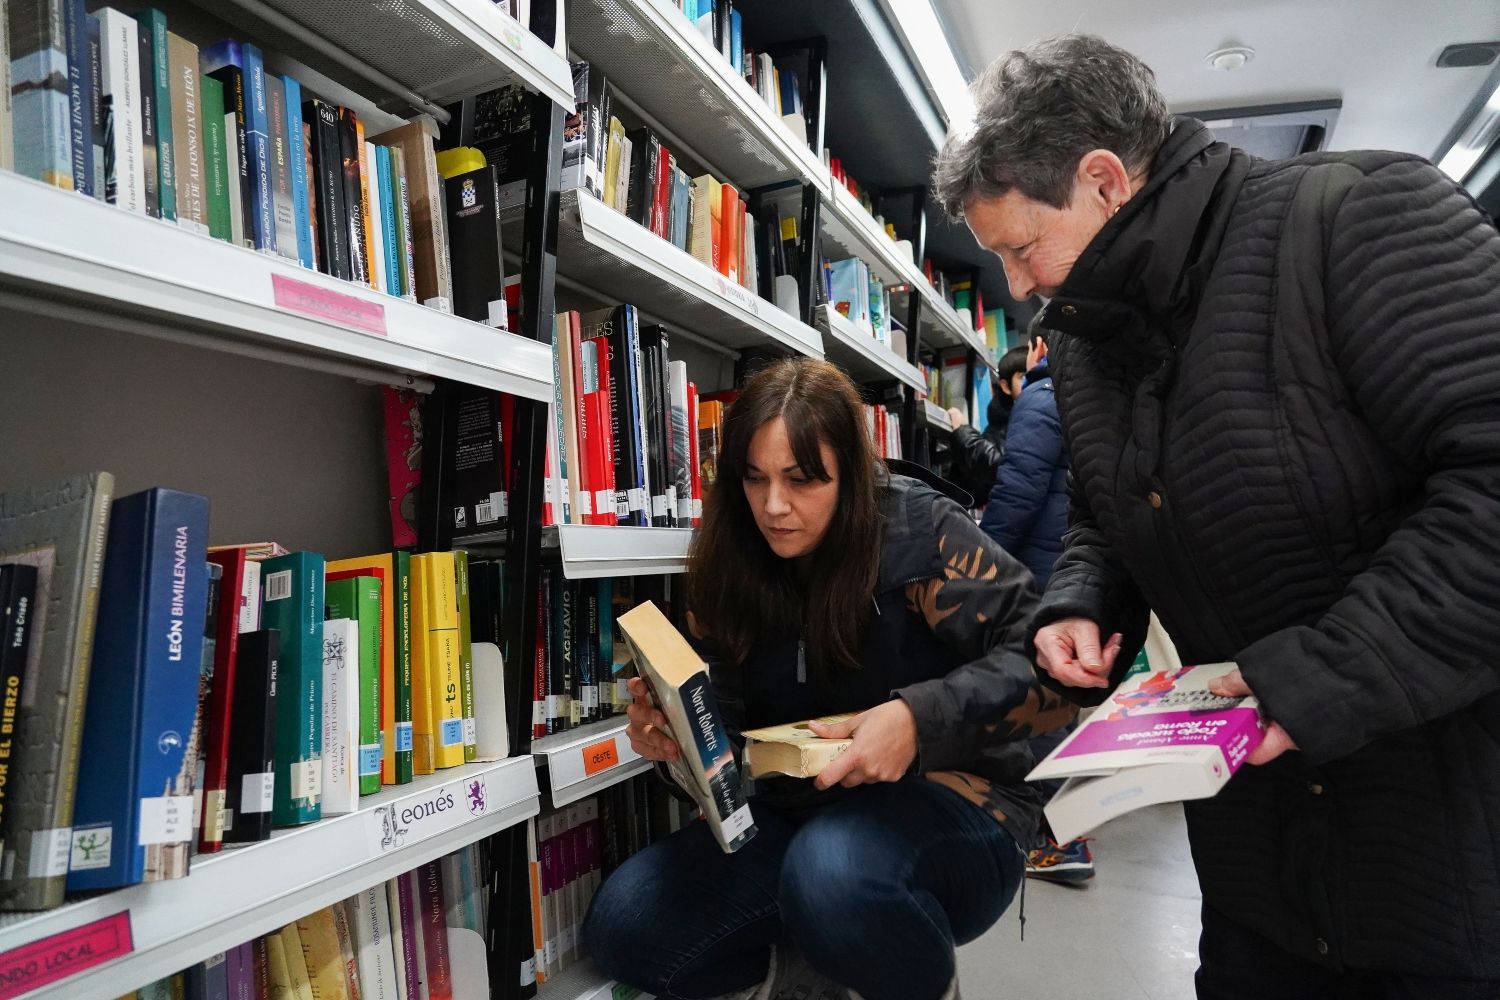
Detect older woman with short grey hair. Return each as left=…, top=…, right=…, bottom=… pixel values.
left=935, top=33, right=1500, bottom=1000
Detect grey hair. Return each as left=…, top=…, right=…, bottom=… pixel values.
left=932, top=34, right=1171, bottom=219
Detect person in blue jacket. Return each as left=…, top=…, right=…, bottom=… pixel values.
left=979, top=323, right=1092, bottom=883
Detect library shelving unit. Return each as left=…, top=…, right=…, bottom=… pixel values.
left=0, top=760, right=539, bottom=1000
left=547, top=524, right=697, bottom=578
left=532, top=716, right=651, bottom=809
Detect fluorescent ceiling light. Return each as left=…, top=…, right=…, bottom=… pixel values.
left=882, top=0, right=975, bottom=134
left=1438, top=79, right=1500, bottom=182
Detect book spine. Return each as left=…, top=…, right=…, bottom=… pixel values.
left=0, top=566, right=38, bottom=854
left=393, top=552, right=413, bottom=783
left=67, top=489, right=209, bottom=890
left=303, top=121, right=320, bottom=272
left=10, top=0, right=72, bottom=188
left=408, top=554, right=435, bottom=775
left=262, top=553, right=325, bottom=827
left=320, top=618, right=358, bottom=816
left=240, top=43, right=274, bottom=252
left=168, top=33, right=204, bottom=233
left=137, top=9, right=173, bottom=219
left=221, top=629, right=277, bottom=844
left=454, top=552, right=476, bottom=762
left=277, top=923, right=312, bottom=1000
left=85, top=16, right=105, bottom=198
left=549, top=314, right=572, bottom=525
left=423, top=552, right=465, bottom=768
left=339, top=108, right=369, bottom=284
left=280, top=76, right=313, bottom=268
left=0, top=0, right=13, bottom=175
left=306, top=100, right=349, bottom=280
left=378, top=146, right=401, bottom=297
left=97, top=10, right=144, bottom=212
left=353, top=886, right=397, bottom=1000
left=331, top=902, right=361, bottom=1000
left=389, top=147, right=418, bottom=300
left=63, top=0, right=92, bottom=195
left=418, top=861, right=454, bottom=1000
left=357, top=118, right=377, bottom=290
left=198, top=550, right=244, bottom=853
left=134, top=19, right=159, bottom=216
left=266, top=75, right=298, bottom=260
left=394, top=873, right=422, bottom=1000
left=669, top=361, right=693, bottom=525
left=225, top=942, right=254, bottom=1000
left=532, top=578, right=547, bottom=740
left=200, top=75, right=230, bottom=240
left=202, top=44, right=250, bottom=244
left=356, top=582, right=382, bottom=796
left=364, top=141, right=387, bottom=294
left=189, top=563, right=221, bottom=854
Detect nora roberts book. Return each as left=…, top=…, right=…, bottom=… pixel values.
left=1026, top=662, right=1266, bottom=843
left=741, top=714, right=855, bottom=780
left=615, top=602, right=754, bottom=854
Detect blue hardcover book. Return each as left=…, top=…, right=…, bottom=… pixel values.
left=240, top=43, right=275, bottom=252
left=282, top=75, right=315, bottom=269
left=64, top=0, right=95, bottom=196
left=377, top=145, right=400, bottom=297
left=261, top=551, right=325, bottom=827
left=66, top=488, right=210, bottom=891
left=730, top=10, right=742, bottom=75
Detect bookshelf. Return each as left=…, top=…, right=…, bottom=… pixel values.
left=0, top=171, right=554, bottom=401
left=0, top=759, right=539, bottom=1000
left=547, top=524, right=696, bottom=578
left=536, top=958, right=621, bottom=999
left=820, top=304, right=925, bottom=391
left=532, top=717, right=652, bottom=809
left=555, top=190, right=824, bottom=357
left=925, top=400, right=952, bottom=433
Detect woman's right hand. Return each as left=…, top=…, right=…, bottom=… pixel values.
left=625, top=677, right=682, bottom=763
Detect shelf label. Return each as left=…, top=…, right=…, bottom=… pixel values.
left=370, top=772, right=493, bottom=855
left=272, top=273, right=388, bottom=337
left=581, top=738, right=620, bottom=777
left=0, top=911, right=133, bottom=1000
left=713, top=276, right=761, bottom=316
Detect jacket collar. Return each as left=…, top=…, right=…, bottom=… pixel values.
left=875, top=472, right=948, bottom=594
left=1024, top=358, right=1051, bottom=385
left=1038, top=119, right=1252, bottom=350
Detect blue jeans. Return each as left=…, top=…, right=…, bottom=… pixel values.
left=581, top=778, right=1025, bottom=1000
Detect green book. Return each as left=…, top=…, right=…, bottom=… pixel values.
left=326, top=577, right=382, bottom=796
left=261, top=552, right=325, bottom=827
left=200, top=75, right=232, bottom=241
left=137, top=9, right=176, bottom=221
left=454, top=551, right=476, bottom=762
left=394, top=551, right=414, bottom=784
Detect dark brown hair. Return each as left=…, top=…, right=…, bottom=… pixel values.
left=687, top=359, right=882, bottom=674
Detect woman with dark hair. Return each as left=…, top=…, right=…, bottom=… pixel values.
left=933, top=31, right=1500, bottom=1000
left=581, top=358, right=1073, bottom=1000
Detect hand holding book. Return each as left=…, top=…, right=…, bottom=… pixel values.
left=1207, top=667, right=1298, bottom=765
left=806, top=701, right=918, bottom=790
left=624, top=675, right=681, bottom=763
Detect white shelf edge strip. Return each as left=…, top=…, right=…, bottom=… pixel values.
left=433, top=0, right=576, bottom=107
left=533, top=718, right=647, bottom=808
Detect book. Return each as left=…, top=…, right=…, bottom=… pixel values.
left=133, top=14, right=159, bottom=216
left=1027, top=662, right=1267, bottom=842
left=320, top=618, right=358, bottom=816
left=338, top=106, right=369, bottom=284
left=616, top=602, right=755, bottom=853
left=226, top=942, right=255, bottom=1000
left=0, top=473, right=113, bottom=910
left=364, top=141, right=387, bottom=294
left=304, top=98, right=348, bottom=280
left=370, top=119, right=450, bottom=308
left=95, top=8, right=143, bottom=212
left=356, top=117, right=376, bottom=291
left=278, top=922, right=314, bottom=1000
left=624, top=127, right=659, bottom=230
left=0, top=0, right=13, bottom=175
left=416, top=552, right=465, bottom=769
left=280, top=75, right=312, bottom=268
left=62, top=0, right=92, bottom=195
left=380, top=385, right=422, bottom=549
left=294, top=907, right=351, bottom=1000
left=326, top=556, right=395, bottom=785
left=389, top=146, right=417, bottom=299
left=200, top=41, right=250, bottom=245
left=9, top=0, right=73, bottom=188
left=222, top=629, right=277, bottom=844
left=580, top=307, right=647, bottom=526
left=199, top=548, right=255, bottom=853
left=418, top=860, right=454, bottom=1000
left=378, top=144, right=400, bottom=296
left=137, top=8, right=173, bottom=219
left=84, top=12, right=104, bottom=196
left=0, top=564, right=39, bottom=860
left=325, top=576, right=381, bottom=796
left=688, top=175, right=718, bottom=271
left=238, top=42, right=274, bottom=250
left=448, top=385, right=509, bottom=537
left=454, top=552, right=476, bottom=762
left=166, top=32, right=205, bottom=232
left=331, top=892, right=360, bottom=1000
left=224, top=107, right=245, bottom=246
left=638, top=324, right=674, bottom=527
left=393, top=872, right=423, bottom=1000
left=442, top=163, right=507, bottom=328
left=187, top=951, right=229, bottom=1000
left=741, top=713, right=856, bottom=779
left=187, top=561, right=221, bottom=851
left=67, top=487, right=209, bottom=891
left=352, top=884, right=399, bottom=1000
left=261, top=552, right=325, bottom=827
left=667, top=361, right=693, bottom=524
left=265, top=72, right=298, bottom=260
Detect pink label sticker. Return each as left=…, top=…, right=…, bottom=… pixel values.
left=0, top=911, right=133, bottom=999
left=272, top=273, right=387, bottom=336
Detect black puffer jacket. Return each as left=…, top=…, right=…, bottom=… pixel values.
left=1034, top=119, right=1500, bottom=977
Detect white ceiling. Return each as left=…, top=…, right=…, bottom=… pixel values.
left=933, top=0, right=1500, bottom=158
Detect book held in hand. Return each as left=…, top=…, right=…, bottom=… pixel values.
left=1026, top=662, right=1266, bottom=843
left=741, top=713, right=856, bottom=780
left=615, top=602, right=754, bottom=853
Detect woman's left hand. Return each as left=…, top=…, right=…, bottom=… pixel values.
left=808, top=700, right=919, bottom=790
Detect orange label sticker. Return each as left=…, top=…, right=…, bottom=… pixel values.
left=581, top=738, right=620, bottom=777
left=0, top=911, right=133, bottom=999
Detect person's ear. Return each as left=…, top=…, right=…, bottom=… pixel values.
left=1075, top=149, right=1133, bottom=217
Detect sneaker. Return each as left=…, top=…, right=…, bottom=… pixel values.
left=1026, top=837, right=1095, bottom=883
left=760, top=945, right=845, bottom=1000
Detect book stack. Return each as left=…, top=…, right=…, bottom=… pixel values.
left=824, top=257, right=894, bottom=350
left=672, top=1, right=815, bottom=145
left=866, top=404, right=904, bottom=461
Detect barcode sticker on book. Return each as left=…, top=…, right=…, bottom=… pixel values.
left=463, top=718, right=477, bottom=747
left=138, top=795, right=195, bottom=845
left=440, top=719, right=464, bottom=747
left=396, top=721, right=414, bottom=752
left=584, top=685, right=599, bottom=709
left=202, top=789, right=226, bottom=841
left=721, top=803, right=755, bottom=841
left=359, top=744, right=382, bottom=776
left=652, top=495, right=670, bottom=518
left=595, top=490, right=614, bottom=517
left=616, top=496, right=630, bottom=517
left=264, top=570, right=293, bottom=602
left=575, top=490, right=593, bottom=516
left=533, top=700, right=545, bottom=725
left=28, top=828, right=71, bottom=878
left=241, top=772, right=274, bottom=814
left=291, top=759, right=322, bottom=802
left=628, top=488, right=648, bottom=512
left=546, top=695, right=563, bottom=718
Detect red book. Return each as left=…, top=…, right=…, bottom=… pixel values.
left=382, top=387, right=422, bottom=549
left=566, top=311, right=596, bottom=523
left=418, top=861, right=454, bottom=1000
left=719, top=182, right=741, bottom=282
left=533, top=580, right=547, bottom=739
left=687, top=382, right=702, bottom=527
left=653, top=149, right=673, bottom=239
left=199, top=548, right=253, bottom=854
left=875, top=405, right=888, bottom=458
left=582, top=339, right=618, bottom=526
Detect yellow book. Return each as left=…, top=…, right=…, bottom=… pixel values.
left=266, top=932, right=297, bottom=1000
left=741, top=714, right=857, bottom=779
left=419, top=551, right=466, bottom=769
left=295, top=907, right=353, bottom=1000
left=409, top=555, right=437, bottom=775
left=327, top=554, right=397, bottom=785
left=280, top=924, right=315, bottom=1000
left=603, top=117, right=625, bottom=210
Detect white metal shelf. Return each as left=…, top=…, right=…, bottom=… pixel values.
left=821, top=182, right=913, bottom=289
left=555, top=190, right=824, bottom=358
left=924, top=400, right=951, bottom=432
left=532, top=717, right=650, bottom=808
left=249, top=0, right=575, bottom=109
left=537, top=958, right=639, bottom=999
left=546, top=525, right=695, bottom=579
left=569, top=0, right=829, bottom=196
left=0, top=172, right=553, bottom=400
left=0, top=758, right=539, bottom=1000
left=819, top=305, right=924, bottom=392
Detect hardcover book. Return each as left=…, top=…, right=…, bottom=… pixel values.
left=320, top=618, right=358, bottom=816
left=454, top=551, right=476, bottom=761
left=324, top=576, right=381, bottom=795
left=199, top=547, right=254, bottom=853
left=442, top=163, right=507, bottom=328
left=1027, top=662, right=1267, bottom=842
left=239, top=42, right=274, bottom=251
left=415, top=552, right=465, bottom=769
left=133, top=14, right=158, bottom=216
left=0, top=564, right=39, bottom=860
left=616, top=602, right=755, bottom=853
left=67, top=487, right=210, bottom=891
left=166, top=31, right=205, bottom=232
left=0, top=472, right=113, bottom=910
left=222, top=628, right=278, bottom=845
left=326, top=555, right=397, bottom=785
left=261, top=551, right=325, bottom=827
left=137, top=8, right=173, bottom=219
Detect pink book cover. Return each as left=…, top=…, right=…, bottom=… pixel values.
left=381, top=387, right=422, bottom=549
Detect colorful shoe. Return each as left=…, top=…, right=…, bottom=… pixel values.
left=1026, top=837, right=1095, bottom=883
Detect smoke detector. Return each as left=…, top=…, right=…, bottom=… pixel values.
left=1205, top=46, right=1255, bottom=72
